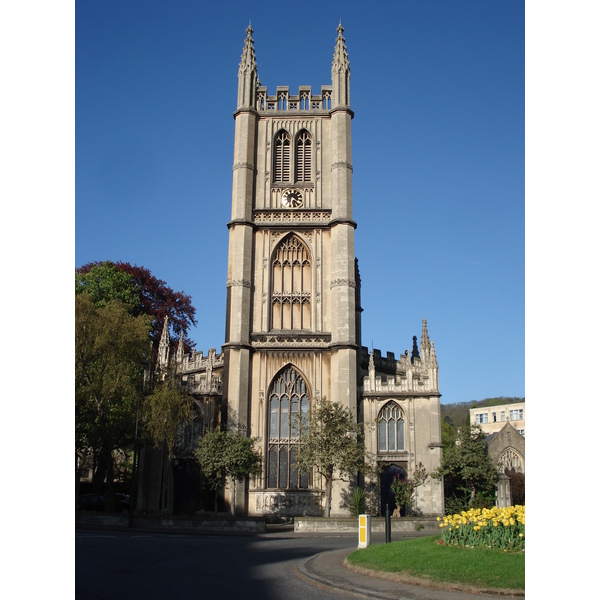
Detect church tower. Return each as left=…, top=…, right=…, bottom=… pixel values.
left=134, top=24, right=442, bottom=519
left=223, top=24, right=359, bottom=516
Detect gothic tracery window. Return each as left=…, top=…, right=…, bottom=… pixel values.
left=267, top=367, right=310, bottom=489
left=498, top=448, right=524, bottom=473
left=271, top=235, right=311, bottom=330
left=295, top=130, right=312, bottom=182
left=274, top=130, right=291, bottom=182
left=378, top=402, right=405, bottom=452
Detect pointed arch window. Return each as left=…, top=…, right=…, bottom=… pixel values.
left=271, top=234, right=311, bottom=331
left=498, top=448, right=524, bottom=474
left=295, top=130, right=312, bottom=182
left=377, top=402, right=405, bottom=452
left=268, top=366, right=310, bottom=489
left=273, top=130, right=291, bottom=183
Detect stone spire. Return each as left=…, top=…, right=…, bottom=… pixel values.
left=368, top=349, right=376, bottom=390
left=420, top=319, right=437, bottom=365
left=331, top=21, right=350, bottom=108
left=176, top=331, right=184, bottom=364
left=157, top=316, right=170, bottom=370
left=420, top=318, right=431, bottom=356
left=237, top=22, right=259, bottom=109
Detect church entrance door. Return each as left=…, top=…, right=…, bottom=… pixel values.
left=173, top=459, right=201, bottom=515
left=380, top=464, right=406, bottom=517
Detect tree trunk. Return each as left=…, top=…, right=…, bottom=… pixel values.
left=231, top=480, right=236, bottom=516
left=105, top=453, right=116, bottom=512
left=324, top=468, right=333, bottom=518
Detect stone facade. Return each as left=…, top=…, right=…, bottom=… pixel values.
left=138, top=24, right=443, bottom=518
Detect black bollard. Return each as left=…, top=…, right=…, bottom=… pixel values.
left=385, top=503, right=391, bottom=543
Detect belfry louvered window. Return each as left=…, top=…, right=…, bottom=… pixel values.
left=378, top=402, right=405, bottom=452
left=274, top=130, right=291, bottom=182
left=271, top=234, right=311, bottom=330
left=268, top=366, right=310, bottom=489
left=295, top=130, right=312, bottom=182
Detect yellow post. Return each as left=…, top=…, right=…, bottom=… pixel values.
left=358, top=514, right=371, bottom=548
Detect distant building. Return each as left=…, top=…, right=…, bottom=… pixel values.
left=470, top=402, right=525, bottom=437
left=486, top=421, right=525, bottom=507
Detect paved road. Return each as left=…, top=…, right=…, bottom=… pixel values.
left=76, top=529, right=358, bottom=600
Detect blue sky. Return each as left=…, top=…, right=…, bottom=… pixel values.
left=75, top=0, right=524, bottom=406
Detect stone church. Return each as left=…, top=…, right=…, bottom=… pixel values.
left=137, top=24, right=443, bottom=518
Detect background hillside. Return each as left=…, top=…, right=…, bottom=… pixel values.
left=441, top=397, right=524, bottom=431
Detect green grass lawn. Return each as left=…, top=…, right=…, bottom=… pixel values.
left=346, top=535, right=525, bottom=590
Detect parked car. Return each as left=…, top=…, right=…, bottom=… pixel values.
left=77, top=493, right=130, bottom=513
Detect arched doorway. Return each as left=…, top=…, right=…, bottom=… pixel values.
left=380, top=464, right=406, bottom=517
left=172, top=459, right=201, bottom=515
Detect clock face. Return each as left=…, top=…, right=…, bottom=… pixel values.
left=281, top=189, right=303, bottom=208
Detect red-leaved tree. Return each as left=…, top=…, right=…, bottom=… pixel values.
left=76, top=261, right=197, bottom=353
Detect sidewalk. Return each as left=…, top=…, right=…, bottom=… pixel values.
left=298, top=545, right=523, bottom=600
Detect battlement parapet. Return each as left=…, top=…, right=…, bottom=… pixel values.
left=177, top=348, right=224, bottom=374
left=256, top=85, right=333, bottom=112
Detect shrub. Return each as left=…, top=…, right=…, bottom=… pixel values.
left=348, top=486, right=367, bottom=517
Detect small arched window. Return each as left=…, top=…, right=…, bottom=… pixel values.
left=378, top=402, right=405, bottom=452
left=273, top=130, right=291, bottom=182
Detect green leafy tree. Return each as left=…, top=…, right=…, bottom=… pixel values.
left=390, top=462, right=428, bottom=516
left=195, top=429, right=262, bottom=512
left=441, top=419, right=456, bottom=448
left=434, top=424, right=499, bottom=513
left=294, top=398, right=369, bottom=518
left=142, top=364, right=195, bottom=456
left=76, top=264, right=198, bottom=501
left=75, top=294, right=151, bottom=499
left=75, top=262, right=142, bottom=312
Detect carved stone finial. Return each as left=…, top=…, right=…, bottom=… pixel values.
left=331, top=22, right=350, bottom=108
left=421, top=318, right=430, bottom=349
left=238, top=24, right=258, bottom=108
left=176, top=331, right=184, bottom=363
left=157, top=315, right=170, bottom=370
left=239, top=24, right=257, bottom=75
left=411, top=335, right=420, bottom=361
left=332, top=22, right=350, bottom=75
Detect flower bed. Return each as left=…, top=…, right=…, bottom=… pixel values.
left=437, top=505, right=524, bottom=552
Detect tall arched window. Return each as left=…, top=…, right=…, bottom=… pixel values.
left=295, top=130, right=312, bottom=182
left=268, top=366, right=310, bottom=489
left=271, top=235, right=311, bottom=330
left=378, top=402, right=405, bottom=452
left=273, top=130, right=291, bottom=182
